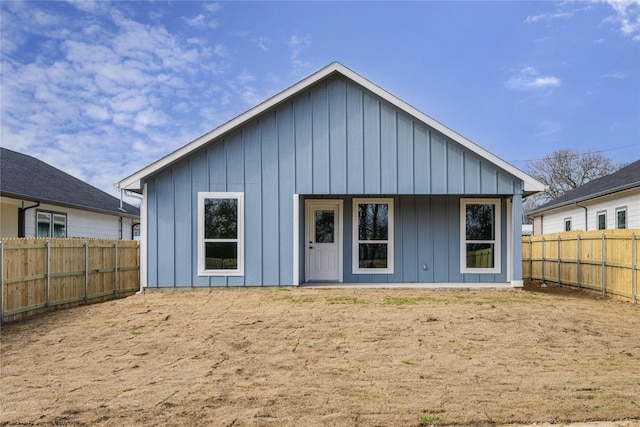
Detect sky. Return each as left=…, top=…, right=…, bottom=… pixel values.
left=1, top=0, right=639, bottom=200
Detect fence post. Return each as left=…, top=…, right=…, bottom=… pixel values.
left=45, top=240, right=51, bottom=310
left=601, top=232, right=606, bottom=298
left=577, top=234, right=581, bottom=290
left=0, top=240, right=4, bottom=324
left=541, top=236, right=546, bottom=286
left=84, top=241, right=89, bottom=304
left=632, top=232, right=636, bottom=304
left=557, top=235, right=561, bottom=286
left=527, top=237, right=531, bottom=281
left=114, top=242, right=118, bottom=298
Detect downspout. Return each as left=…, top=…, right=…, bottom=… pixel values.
left=18, top=201, right=40, bottom=237
left=575, top=203, right=588, bottom=231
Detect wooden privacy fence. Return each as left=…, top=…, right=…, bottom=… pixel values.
left=0, top=238, right=140, bottom=322
left=522, top=229, right=638, bottom=303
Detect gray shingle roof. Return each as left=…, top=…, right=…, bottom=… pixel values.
left=528, top=159, right=640, bottom=215
left=1, top=148, right=140, bottom=218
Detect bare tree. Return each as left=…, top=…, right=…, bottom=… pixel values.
left=526, top=148, right=620, bottom=207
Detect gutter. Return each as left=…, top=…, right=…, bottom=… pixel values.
left=18, top=201, right=40, bottom=237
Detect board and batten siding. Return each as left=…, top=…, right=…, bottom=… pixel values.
left=144, top=75, right=523, bottom=287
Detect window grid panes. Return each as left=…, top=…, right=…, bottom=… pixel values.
left=37, top=211, right=66, bottom=237
left=198, top=193, right=243, bottom=276
left=461, top=199, right=500, bottom=274
left=616, top=208, right=627, bottom=229
left=353, top=199, right=393, bottom=274
left=597, top=212, right=606, bottom=230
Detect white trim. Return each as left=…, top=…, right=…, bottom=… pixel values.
left=305, top=200, right=343, bottom=282
left=117, top=62, right=544, bottom=194
left=510, top=280, right=524, bottom=288
left=139, top=183, right=147, bottom=291
left=506, top=198, right=512, bottom=283
left=352, top=198, right=394, bottom=275
left=460, top=198, right=501, bottom=274
left=293, top=194, right=300, bottom=286
left=615, top=206, right=627, bottom=229
left=597, top=210, right=607, bottom=230
left=197, top=192, right=244, bottom=276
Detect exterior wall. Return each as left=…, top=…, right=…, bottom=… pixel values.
left=0, top=198, right=137, bottom=239
left=1, top=198, right=20, bottom=237
left=533, top=188, right=640, bottom=234
left=144, top=75, right=522, bottom=287
left=145, top=190, right=510, bottom=287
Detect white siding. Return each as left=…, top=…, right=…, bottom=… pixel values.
left=0, top=198, right=20, bottom=237
left=534, top=188, right=640, bottom=234
left=20, top=202, right=137, bottom=239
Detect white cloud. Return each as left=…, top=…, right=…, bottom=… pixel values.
left=524, top=10, right=574, bottom=23
left=506, top=67, right=561, bottom=91
left=602, top=71, right=628, bottom=78
left=287, top=34, right=312, bottom=75
left=252, top=36, right=270, bottom=51
left=602, top=0, right=640, bottom=41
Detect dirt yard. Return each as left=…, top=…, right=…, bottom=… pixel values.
left=1, top=282, right=639, bottom=427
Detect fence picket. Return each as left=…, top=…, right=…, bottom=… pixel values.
left=523, top=230, right=638, bottom=303
left=0, top=238, right=140, bottom=322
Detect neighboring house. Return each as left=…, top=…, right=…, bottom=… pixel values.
left=528, top=159, right=640, bottom=234
left=1, top=148, right=140, bottom=239
left=117, top=62, right=544, bottom=289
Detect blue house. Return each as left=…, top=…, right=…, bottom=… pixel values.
left=118, top=63, right=544, bottom=289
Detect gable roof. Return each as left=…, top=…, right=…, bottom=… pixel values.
left=528, top=159, right=640, bottom=215
left=1, top=148, right=140, bottom=218
left=117, top=62, right=544, bottom=195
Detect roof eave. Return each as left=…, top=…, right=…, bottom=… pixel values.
left=527, top=182, right=640, bottom=216
left=0, top=192, right=140, bottom=219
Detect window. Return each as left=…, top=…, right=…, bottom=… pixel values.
left=564, top=218, right=572, bottom=232
left=353, top=198, right=393, bottom=274
left=460, top=199, right=500, bottom=274
left=597, top=211, right=606, bottom=230
left=616, top=207, right=627, bottom=229
left=36, top=211, right=66, bottom=237
left=198, top=192, right=244, bottom=276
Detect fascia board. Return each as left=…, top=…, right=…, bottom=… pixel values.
left=118, top=62, right=545, bottom=194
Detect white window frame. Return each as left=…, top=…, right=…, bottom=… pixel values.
left=197, top=192, right=244, bottom=276
left=36, top=210, right=67, bottom=238
left=597, top=211, right=607, bottom=230
left=352, top=198, right=394, bottom=274
left=460, top=198, right=501, bottom=274
left=616, top=206, right=627, bottom=229
left=564, top=217, right=572, bottom=232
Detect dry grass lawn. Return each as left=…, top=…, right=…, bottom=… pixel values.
left=1, top=281, right=640, bottom=426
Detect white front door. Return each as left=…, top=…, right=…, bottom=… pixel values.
left=306, top=200, right=342, bottom=282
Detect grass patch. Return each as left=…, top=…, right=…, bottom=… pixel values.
left=275, top=295, right=315, bottom=303
left=130, top=331, right=145, bottom=335
left=419, top=414, right=445, bottom=425
left=326, top=296, right=367, bottom=305
left=384, top=294, right=541, bottom=306
left=400, top=359, right=415, bottom=365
